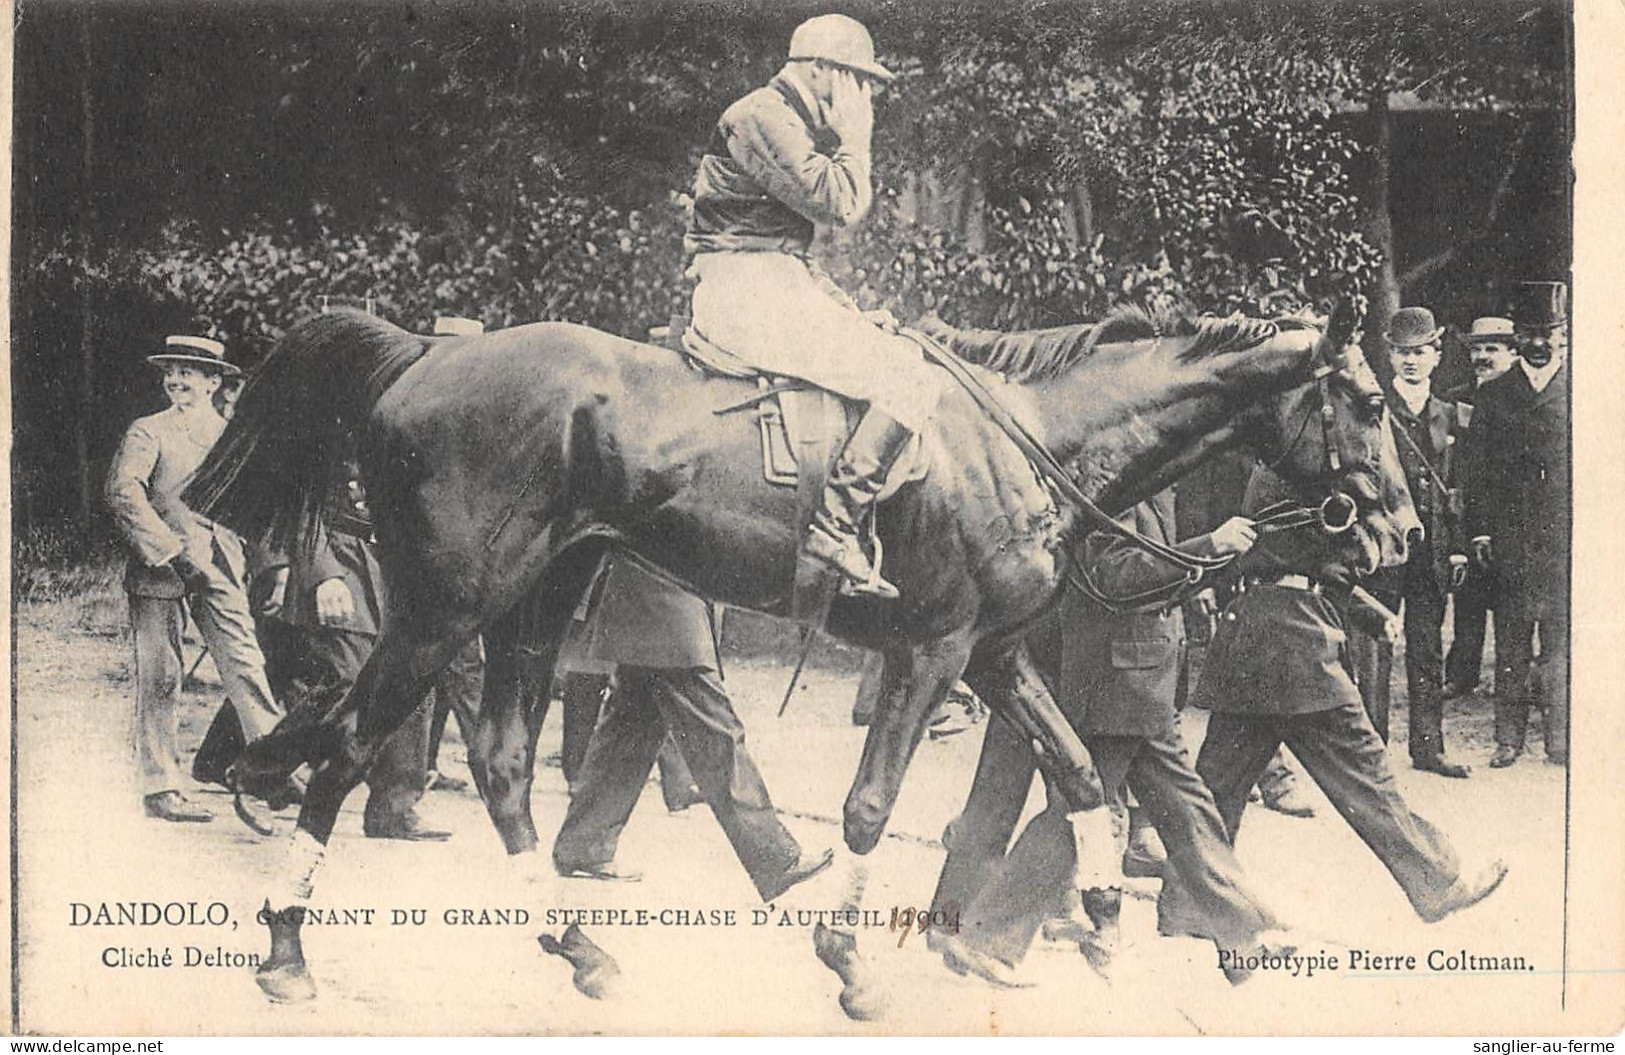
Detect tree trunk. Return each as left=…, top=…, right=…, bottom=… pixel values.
left=76, top=7, right=98, bottom=532
left=1362, top=87, right=1400, bottom=385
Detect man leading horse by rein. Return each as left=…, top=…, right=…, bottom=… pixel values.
left=185, top=14, right=1431, bottom=1017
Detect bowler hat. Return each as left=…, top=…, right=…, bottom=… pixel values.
left=1464, top=317, right=1516, bottom=344
left=147, top=335, right=241, bottom=376
left=1385, top=307, right=1444, bottom=348
left=1510, top=281, right=1567, bottom=332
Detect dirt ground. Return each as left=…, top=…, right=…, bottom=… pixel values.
left=13, top=591, right=1567, bottom=1036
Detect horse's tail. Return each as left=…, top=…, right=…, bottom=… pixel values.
left=184, top=309, right=429, bottom=553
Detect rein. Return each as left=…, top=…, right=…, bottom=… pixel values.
left=901, top=325, right=1350, bottom=614
left=903, top=328, right=1227, bottom=612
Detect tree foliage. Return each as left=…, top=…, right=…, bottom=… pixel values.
left=13, top=0, right=1567, bottom=541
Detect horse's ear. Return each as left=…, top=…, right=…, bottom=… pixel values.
left=1327, top=297, right=1358, bottom=350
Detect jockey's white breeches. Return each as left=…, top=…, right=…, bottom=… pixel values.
left=689, top=252, right=944, bottom=432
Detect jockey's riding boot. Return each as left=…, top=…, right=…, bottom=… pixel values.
left=804, top=410, right=914, bottom=599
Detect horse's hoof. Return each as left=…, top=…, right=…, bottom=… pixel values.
left=838, top=982, right=888, bottom=1022
left=935, top=933, right=1030, bottom=989
left=255, top=961, right=317, bottom=1003
left=232, top=793, right=277, bottom=837
left=812, top=921, right=857, bottom=973
left=571, top=961, right=621, bottom=1001
left=538, top=927, right=621, bottom=1001
left=1077, top=931, right=1116, bottom=980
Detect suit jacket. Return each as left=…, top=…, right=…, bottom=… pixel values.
left=1191, top=467, right=1393, bottom=717
left=570, top=553, right=721, bottom=673
left=106, top=405, right=246, bottom=599
left=1045, top=491, right=1212, bottom=739
left=1382, top=388, right=1466, bottom=595
left=1459, top=364, right=1570, bottom=595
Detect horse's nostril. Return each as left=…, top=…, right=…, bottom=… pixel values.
left=1407, top=526, right=1426, bottom=549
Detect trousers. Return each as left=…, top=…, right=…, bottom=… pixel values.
left=128, top=562, right=282, bottom=796
left=1492, top=588, right=1569, bottom=760
left=552, top=667, right=802, bottom=898
left=930, top=715, right=1279, bottom=966
left=689, top=252, right=943, bottom=431
left=1195, top=701, right=1462, bottom=915
left=1444, top=570, right=1495, bottom=693
left=196, top=622, right=431, bottom=823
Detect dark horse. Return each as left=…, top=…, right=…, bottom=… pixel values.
left=187, top=299, right=1418, bottom=1005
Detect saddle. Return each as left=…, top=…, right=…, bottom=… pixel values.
left=651, top=314, right=930, bottom=623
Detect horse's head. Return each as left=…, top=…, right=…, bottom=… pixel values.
left=1253, top=306, right=1421, bottom=577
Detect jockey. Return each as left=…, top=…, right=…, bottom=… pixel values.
left=684, top=13, right=944, bottom=599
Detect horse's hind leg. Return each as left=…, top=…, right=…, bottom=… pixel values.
left=256, top=615, right=477, bottom=1003
left=469, top=605, right=550, bottom=854
left=469, top=548, right=603, bottom=857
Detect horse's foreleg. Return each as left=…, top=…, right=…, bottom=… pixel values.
left=820, top=638, right=970, bottom=1019
left=963, top=645, right=1122, bottom=970
left=256, top=621, right=473, bottom=1004
left=842, top=636, right=973, bottom=855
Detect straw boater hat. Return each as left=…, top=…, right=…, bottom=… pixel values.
left=433, top=316, right=485, bottom=337
left=1385, top=307, right=1445, bottom=348
left=147, top=335, right=241, bottom=376
left=1464, top=317, right=1516, bottom=344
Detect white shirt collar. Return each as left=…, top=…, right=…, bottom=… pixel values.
left=1520, top=356, right=1563, bottom=393
left=1392, top=377, right=1432, bottom=416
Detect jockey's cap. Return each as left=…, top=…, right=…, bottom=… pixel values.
left=788, top=14, right=895, bottom=82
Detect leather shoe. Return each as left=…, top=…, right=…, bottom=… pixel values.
left=1418, top=860, right=1509, bottom=923
left=1489, top=745, right=1521, bottom=768
left=1259, top=780, right=1316, bottom=819
left=1223, top=930, right=1299, bottom=986
left=363, top=814, right=452, bottom=842
left=556, top=862, right=643, bottom=883
left=1413, top=755, right=1471, bottom=779
left=757, top=847, right=835, bottom=902
left=144, top=791, right=213, bottom=823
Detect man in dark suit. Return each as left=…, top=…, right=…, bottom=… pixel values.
left=106, top=335, right=286, bottom=823
left=926, top=493, right=1285, bottom=983
left=1441, top=318, right=1519, bottom=698
left=193, top=456, right=450, bottom=840
left=1460, top=282, right=1570, bottom=768
left=551, top=552, right=832, bottom=901
left=1369, top=306, right=1471, bottom=778
left=1192, top=466, right=1506, bottom=922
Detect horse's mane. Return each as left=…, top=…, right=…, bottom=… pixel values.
left=919, top=303, right=1313, bottom=383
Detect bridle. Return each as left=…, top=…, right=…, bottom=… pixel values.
left=1251, top=341, right=1364, bottom=538
left=901, top=323, right=1360, bottom=614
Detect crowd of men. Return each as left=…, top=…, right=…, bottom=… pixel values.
left=101, top=13, right=1568, bottom=991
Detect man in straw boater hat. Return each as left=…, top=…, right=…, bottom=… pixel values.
left=106, top=334, right=287, bottom=823
left=1459, top=281, right=1571, bottom=768
left=1440, top=316, right=1519, bottom=700
left=682, top=13, right=943, bottom=600
left=1366, top=306, right=1473, bottom=778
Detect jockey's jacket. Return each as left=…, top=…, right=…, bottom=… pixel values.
left=685, top=71, right=872, bottom=257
